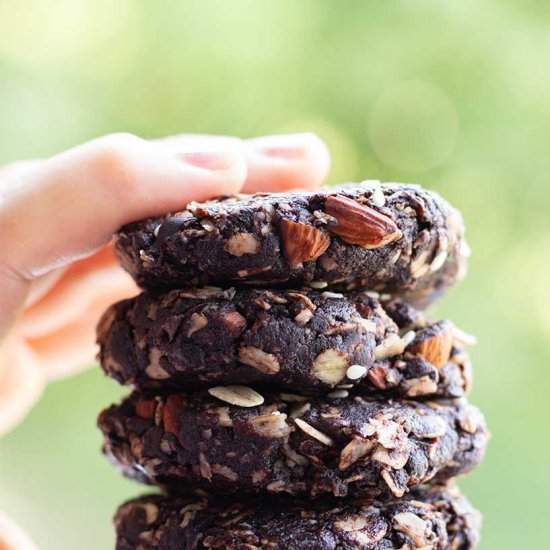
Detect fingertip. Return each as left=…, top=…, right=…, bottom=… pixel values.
left=173, top=147, right=248, bottom=200
left=242, top=132, right=331, bottom=193
left=87, top=133, right=248, bottom=220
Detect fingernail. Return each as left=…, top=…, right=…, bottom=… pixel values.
left=179, top=151, right=236, bottom=171
left=260, top=145, right=306, bottom=160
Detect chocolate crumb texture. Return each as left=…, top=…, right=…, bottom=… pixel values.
left=97, top=287, right=473, bottom=398
left=114, top=484, right=481, bottom=549
left=98, top=391, right=489, bottom=500
left=114, top=183, right=469, bottom=306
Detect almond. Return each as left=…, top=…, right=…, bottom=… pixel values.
left=279, top=219, right=330, bottom=267
left=238, top=345, right=280, bottom=374
left=220, top=311, right=247, bottom=336
left=311, top=349, right=349, bottom=385
left=408, top=323, right=453, bottom=369
left=163, top=395, right=187, bottom=439
left=248, top=412, right=291, bottom=438
left=339, top=436, right=375, bottom=470
left=324, top=195, right=402, bottom=248
left=135, top=399, right=156, bottom=419
left=224, top=233, right=260, bottom=256
left=393, top=512, right=429, bottom=546
left=294, top=418, right=334, bottom=446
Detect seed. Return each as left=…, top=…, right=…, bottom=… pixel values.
left=429, top=250, right=448, bottom=273
left=401, top=330, right=416, bottom=347
left=371, top=186, right=386, bottom=208
left=310, top=281, right=328, bottom=289
left=327, top=390, right=349, bottom=399
left=346, top=364, right=367, bottom=380
left=451, top=325, right=477, bottom=346
left=357, top=318, right=377, bottom=332
left=322, top=291, right=344, bottom=299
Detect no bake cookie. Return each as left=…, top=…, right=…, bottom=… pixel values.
left=114, top=484, right=480, bottom=549
left=97, top=288, right=472, bottom=398
left=114, top=183, right=469, bottom=305
left=98, top=391, right=488, bottom=499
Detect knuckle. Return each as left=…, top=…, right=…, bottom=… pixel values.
left=91, top=133, right=144, bottom=181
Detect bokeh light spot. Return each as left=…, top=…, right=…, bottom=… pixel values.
left=0, top=0, right=132, bottom=67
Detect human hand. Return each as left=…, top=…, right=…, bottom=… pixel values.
left=0, top=132, right=330, bottom=436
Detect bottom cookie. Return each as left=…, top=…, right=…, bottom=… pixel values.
left=114, top=484, right=480, bottom=549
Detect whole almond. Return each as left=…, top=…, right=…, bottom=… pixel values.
left=279, top=219, right=330, bottom=267
left=324, top=195, right=402, bottom=248
left=408, top=323, right=453, bottom=369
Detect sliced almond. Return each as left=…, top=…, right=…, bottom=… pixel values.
left=238, top=346, right=280, bottom=374
left=324, top=195, right=402, bottom=248
left=374, top=334, right=405, bottom=361
left=279, top=219, right=330, bottom=267
left=140, top=503, right=159, bottom=525
left=393, top=512, right=429, bottom=546
left=198, top=452, right=212, bottom=481
left=208, top=385, right=264, bottom=407
left=187, top=312, right=208, bottom=337
left=248, top=412, right=291, bottom=438
left=294, top=308, right=314, bottom=325
left=372, top=445, right=409, bottom=469
left=339, top=436, right=374, bottom=470
left=381, top=469, right=406, bottom=497
left=224, top=233, right=261, bottom=256
left=145, top=348, right=171, bottom=380
left=294, top=418, right=334, bottom=446
left=401, top=376, right=438, bottom=397
left=311, top=349, right=349, bottom=385
left=219, top=311, right=247, bottom=336
left=210, top=464, right=238, bottom=481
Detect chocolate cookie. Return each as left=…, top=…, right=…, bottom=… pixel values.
left=98, top=391, right=488, bottom=499
left=114, top=183, right=469, bottom=305
left=114, top=485, right=481, bottom=549
left=97, top=287, right=472, bottom=398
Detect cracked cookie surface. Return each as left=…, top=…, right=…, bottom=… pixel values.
left=114, top=183, right=468, bottom=306
left=114, top=484, right=481, bottom=549
left=98, top=391, right=488, bottom=500
left=98, top=288, right=472, bottom=398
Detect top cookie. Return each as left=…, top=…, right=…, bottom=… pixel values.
left=115, top=182, right=469, bottom=305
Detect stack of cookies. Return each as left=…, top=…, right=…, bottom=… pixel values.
left=97, top=182, right=489, bottom=549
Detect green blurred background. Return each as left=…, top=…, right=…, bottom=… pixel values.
left=1, top=1, right=549, bottom=548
